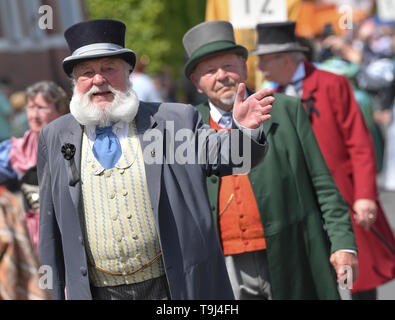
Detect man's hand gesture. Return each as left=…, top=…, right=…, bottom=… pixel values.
left=233, top=84, right=274, bottom=129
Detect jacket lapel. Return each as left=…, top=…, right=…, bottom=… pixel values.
left=135, top=102, right=163, bottom=217
left=301, top=61, right=318, bottom=102
left=59, top=117, right=83, bottom=214
left=197, top=101, right=210, bottom=124
left=262, top=117, right=276, bottom=137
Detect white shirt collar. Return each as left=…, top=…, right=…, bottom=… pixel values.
left=207, top=91, right=248, bottom=123
left=208, top=100, right=230, bottom=123
left=290, top=62, right=305, bottom=88
left=86, top=121, right=129, bottom=143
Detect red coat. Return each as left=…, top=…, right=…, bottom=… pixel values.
left=299, top=61, right=395, bottom=292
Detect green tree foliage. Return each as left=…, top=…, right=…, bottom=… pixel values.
left=86, top=0, right=206, bottom=80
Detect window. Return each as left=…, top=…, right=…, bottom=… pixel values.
left=57, top=0, right=83, bottom=30
left=40, top=0, right=63, bottom=36
left=0, top=0, right=84, bottom=51
left=19, top=0, right=43, bottom=40
left=0, top=0, right=23, bottom=43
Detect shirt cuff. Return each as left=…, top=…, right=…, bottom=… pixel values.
left=338, top=249, right=357, bottom=256
left=232, top=116, right=263, bottom=141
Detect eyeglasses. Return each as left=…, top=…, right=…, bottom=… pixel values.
left=25, top=104, right=54, bottom=113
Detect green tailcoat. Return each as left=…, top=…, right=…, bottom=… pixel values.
left=196, top=93, right=357, bottom=300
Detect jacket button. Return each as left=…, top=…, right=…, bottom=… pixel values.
left=80, top=267, right=87, bottom=276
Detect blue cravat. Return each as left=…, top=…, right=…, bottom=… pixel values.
left=92, top=126, right=122, bottom=169
left=218, top=112, right=233, bottom=129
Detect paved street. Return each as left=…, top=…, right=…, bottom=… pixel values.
left=376, top=182, right=395, bottom=300
left=338, top=173, right=395, bottom=300
left=339, top=174, right=395, bottom=300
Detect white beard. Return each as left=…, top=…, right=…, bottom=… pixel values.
left=219, top=92, right=236, bottom=106
left=214, top=78, right=237, bottom=108
left=70, top=81, right=140, bottom=127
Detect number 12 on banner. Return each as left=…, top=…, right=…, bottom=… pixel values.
left=230, top=0, right=287, bottom=29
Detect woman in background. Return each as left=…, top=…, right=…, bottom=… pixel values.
left=0, top=81, right=68, bottom=251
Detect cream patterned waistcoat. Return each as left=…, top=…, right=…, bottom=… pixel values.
left=80, top=122, right=165, bottom=287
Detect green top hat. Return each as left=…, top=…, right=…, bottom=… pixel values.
left=182, top=20, right=248, bottom=78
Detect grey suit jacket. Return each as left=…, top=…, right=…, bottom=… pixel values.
left=37, top=102, right=268, bottom=300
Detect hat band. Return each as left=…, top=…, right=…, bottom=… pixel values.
left=250, top=42, right=308, bottom=55
left=72, top=43, right=124, bottom=57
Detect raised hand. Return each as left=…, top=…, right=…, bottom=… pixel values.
left=233, top=83, right=274, bottom=129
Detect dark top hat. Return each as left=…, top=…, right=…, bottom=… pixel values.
left=62, top=19, right=136, bottom=77
left=183, top=20, right=248, bottom=78
left=250, top=21, right=308, bottom=56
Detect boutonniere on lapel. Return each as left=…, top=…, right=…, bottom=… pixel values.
left=61, top=143, right=80, bottom=186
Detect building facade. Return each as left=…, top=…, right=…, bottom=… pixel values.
left=0, top=0, right=86, bottom=94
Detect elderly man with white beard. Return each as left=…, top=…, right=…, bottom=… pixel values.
left=36, top=19, right=273, bottom=300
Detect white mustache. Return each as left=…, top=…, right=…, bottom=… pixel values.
left=87, top=85, right=115, bottom=96
left=214, top=77, right=236, bottom=91
left=69, top=82, right=139, bottom=127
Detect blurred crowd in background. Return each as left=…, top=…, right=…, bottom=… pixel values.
left=292, top=16, right=395, bottom=191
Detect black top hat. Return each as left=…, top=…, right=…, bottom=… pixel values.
left=183, top=20, right=248, bottom=78
left=250, top=21, right=308, bottom=56
left=62, top=19, right=136, bottom=77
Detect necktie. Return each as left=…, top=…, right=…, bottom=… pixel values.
left=92, top=126, right=122, bottom=169
left=218, top=112, right=233, bottom=129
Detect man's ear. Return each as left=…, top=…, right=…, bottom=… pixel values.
left=189, top=73, right=204, bottom=94
left=240, top=57, right=248, bottom=82
left=282, top=53, right=292, bottom=66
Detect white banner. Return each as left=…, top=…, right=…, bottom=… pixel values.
left=377, top=0, right=395, bottom=21
left=230, top=0, right=287, bottom=29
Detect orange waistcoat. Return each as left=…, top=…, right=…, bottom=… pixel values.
left=210, top=116, right=266, bottom=255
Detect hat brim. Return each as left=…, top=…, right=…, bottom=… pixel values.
left=62, top=49, right=136, bottom=77
left=249, top=43, right=309, bottom=56
left=184, top=41, right=248, bottom=78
